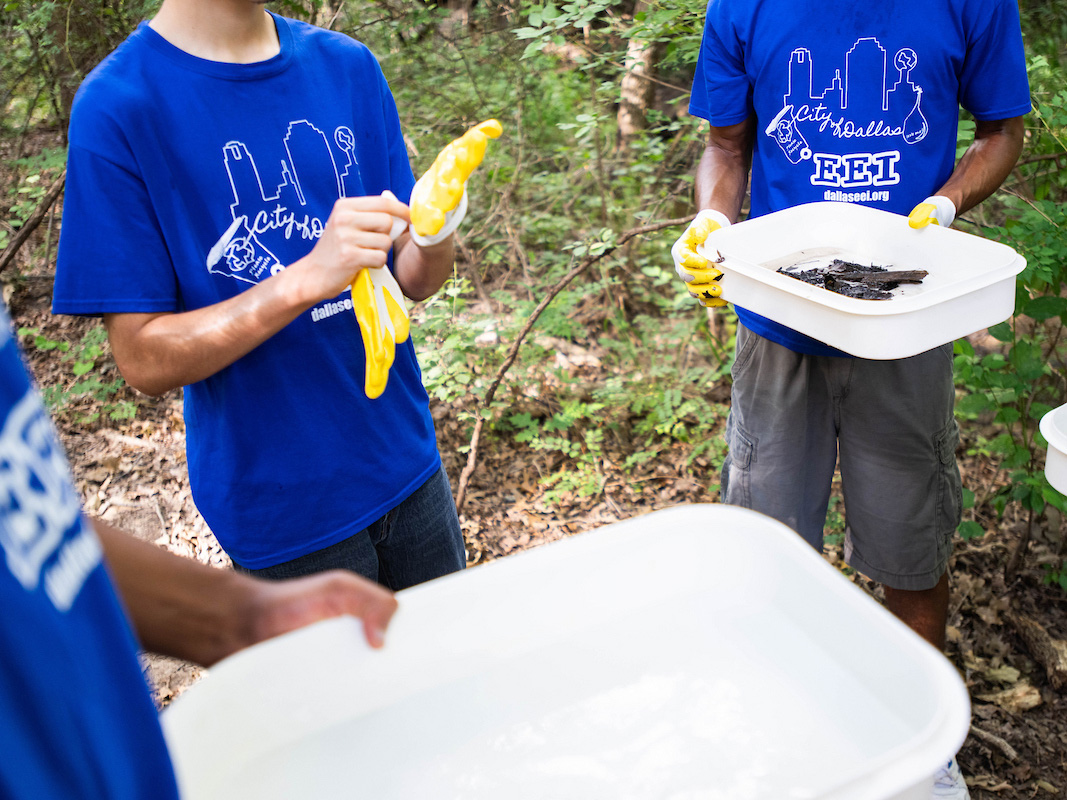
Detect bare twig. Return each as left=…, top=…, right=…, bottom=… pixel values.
left=1005, top=508, right=1034, bottom=582
left=1008, top=611, right=1067, bottom=691
left=454, top=214, right=695, bottom=511
left=968, top=724, right=1018, bottom=761
left=0, top=171, right=66, bottom=276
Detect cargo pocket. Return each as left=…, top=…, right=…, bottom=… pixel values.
left=934, top=418, right=962, bottom=560
left=731, top=324, right=761, bottom=380
left=720, top=413, right=756, bottom=508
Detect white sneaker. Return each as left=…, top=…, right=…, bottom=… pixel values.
left=931, top=757, right=971, bottom=799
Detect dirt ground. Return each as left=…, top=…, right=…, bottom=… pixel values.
left=8, top=276, right=1067, bottom=798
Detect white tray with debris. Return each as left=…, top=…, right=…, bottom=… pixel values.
left=698, top=201, right=1026, bottom=359
left=161, top=505, right=970, bottom=800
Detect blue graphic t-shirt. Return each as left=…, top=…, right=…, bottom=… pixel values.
left=54, top=15, right=442, bottom=568
left=690, top=0, right=1031, bottom=355
left=0, top=308, right=178, bottom=798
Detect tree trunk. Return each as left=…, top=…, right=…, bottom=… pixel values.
left=616, top=1, right=659, bottom=152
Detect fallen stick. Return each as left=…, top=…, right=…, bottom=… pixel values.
left=0, top=171, right=66, bottom=276
left=1007, top=611, right=1067, bottom=691
left=968, top=724, right=1018, bottom=761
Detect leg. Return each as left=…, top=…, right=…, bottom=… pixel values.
left=372, top=463, right=466, bottom=591
left=721, top=324, right=839, bottom=549
left=836, top=343, right=960, bottom=647
left=884, top=571, right=949, bottom=650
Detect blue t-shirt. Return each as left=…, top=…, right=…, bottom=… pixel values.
left=53, top=15, right=442, bottom=568
left=690, top=0, right=1031, bottom=355
left=0, top=308, right=178, bottom=798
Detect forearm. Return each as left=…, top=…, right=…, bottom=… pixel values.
left=392, top=233, right=455, bottom=302
left=935, top=117, right=1025, bottom=217
left=95, top=520, right=398, bottom=666
left=105, top=195, right=409, bottom=396
left=104, top=256, right=326, bottom=396
left=95, top=520, right=259, bottom=666
left=695, top=117, right=755, bottom=222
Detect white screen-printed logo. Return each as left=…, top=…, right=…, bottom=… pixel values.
left=0, top=390, right=100, bottom=611
left=766, top=38, right=928, bottom=197
left=207, top=120, right=366, bottom=285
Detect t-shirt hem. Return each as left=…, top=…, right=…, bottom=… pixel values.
left=968, top=102, right=1033, bottom=122
left=687, top=101, right=750, bottom=127
left=225, top=454, right=444, bottom=570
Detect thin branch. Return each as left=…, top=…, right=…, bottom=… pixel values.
left=1016, top=151, right=1067, bottom=167
left=455, top=213, right=695, bottom=511
left=968, top=724, right=1018, bottom=761
left=0, top=171, right=66, bottom=276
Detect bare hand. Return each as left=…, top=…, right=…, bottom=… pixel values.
left=244, top=570, right=399, bottom=652
left=298, top=195, right=412, bottom=303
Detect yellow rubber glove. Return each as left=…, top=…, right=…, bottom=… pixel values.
left=908, top=195, right=956, bottom=229
left=409, top=119, right=503, bottom=246
left=671, top=209, right=732, bottom=308
left=350, top=193, right=410, bottom=399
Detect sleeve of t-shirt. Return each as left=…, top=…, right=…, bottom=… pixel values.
left=958, top=0, right=1032, bottom=121
left=53, top=142, right=179, bottom=316
left=688, top=1, right=752, bottom=126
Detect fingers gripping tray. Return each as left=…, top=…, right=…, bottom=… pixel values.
left=698, top=202, right=1026, bottom=359
left=161, top=505, right=970, bottom=800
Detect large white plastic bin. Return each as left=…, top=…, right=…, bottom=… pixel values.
left=1040, top=403, right=1067, bottom=494
left=161, top=505, right=970, bottom=800
left=697, top=201, right=1025, bottom=359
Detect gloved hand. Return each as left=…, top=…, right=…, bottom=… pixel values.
left=408, top=119, right=503, bottom=247
left=671, top=209, right=732, bottom=307
left=350, top=192, right=411, bottom=399
left=907, top=195, right=956, bottom=229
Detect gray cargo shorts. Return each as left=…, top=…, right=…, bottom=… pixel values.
left=720, top=324, right=962, bottom=591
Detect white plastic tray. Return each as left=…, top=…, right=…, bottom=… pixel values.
left=1040, top=404, right=1067, bottom=494
left=161, top=505, right=970, bottom=800
left=698, top=202, right=1026, bottom=359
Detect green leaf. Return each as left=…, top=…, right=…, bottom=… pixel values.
left=957, top=520, right=985, bottom=541
left=987, top=321, right=1014, bottom=343
left=1021, top=294, right=1067, bottom=321
left=955, top=392, right=993, bottom=416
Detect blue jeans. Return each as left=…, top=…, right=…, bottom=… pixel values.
left=233, top=464, right=466, bottom=591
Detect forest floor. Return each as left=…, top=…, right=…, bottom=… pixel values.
left=8, top=271, right=1067, bottom=799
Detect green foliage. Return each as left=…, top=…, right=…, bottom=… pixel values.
left=18, top=325, right=136, bottom=424
left=953, top=202, right=1067, bottom=532
left=1043, top=560, right=1067, bottom=593
left=823, top=495, right=846, bottom=547
left=1, top=147, right=65, bottom=251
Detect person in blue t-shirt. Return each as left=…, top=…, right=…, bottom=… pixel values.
left=672, top=1, right=1030, bottom=795
left=0, top=299, right=397, bottom=798
left=53, top=0, right=474, bottom=588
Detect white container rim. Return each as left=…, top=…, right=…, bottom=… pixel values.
left=699, top=201, right=1026, bottom=317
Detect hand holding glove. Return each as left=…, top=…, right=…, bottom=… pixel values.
left=350, top=192, right=411, bottom=399
left=408, top=119, right=503, bottom=247
left=351, top=117, right=504, bottom=398
left=907, top=195, right=956, bottom=229
left=671, top=209, right=732, bottom=307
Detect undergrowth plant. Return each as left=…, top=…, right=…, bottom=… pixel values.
left=951, top=47, right=1067, bottom=556
left=18, top=325, right=136, bottom=425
